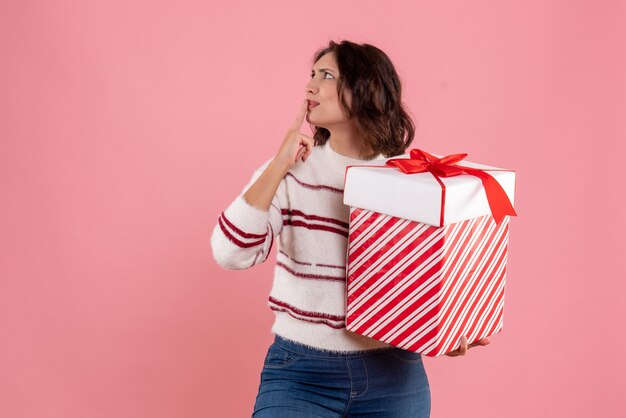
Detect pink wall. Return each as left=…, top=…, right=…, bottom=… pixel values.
left=2, top=1, right=624, bottom=417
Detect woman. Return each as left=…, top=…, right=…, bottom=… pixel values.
left=211, top=40, right=490, bottom=417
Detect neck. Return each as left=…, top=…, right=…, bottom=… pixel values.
left=326, top=123, right=373, bottom=160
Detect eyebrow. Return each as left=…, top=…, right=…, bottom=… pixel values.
left=311, top=68, right=336, bottom=74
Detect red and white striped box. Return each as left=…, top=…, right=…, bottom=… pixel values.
left=343, top=150, right=516, bottom=356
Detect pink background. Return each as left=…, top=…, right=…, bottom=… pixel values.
left=2, top=1, right=624, bottom=417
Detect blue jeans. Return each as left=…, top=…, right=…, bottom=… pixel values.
left=252, top=335, right=431, bottom=417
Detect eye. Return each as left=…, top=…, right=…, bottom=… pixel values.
left=310, top=71, right=335, bottom=79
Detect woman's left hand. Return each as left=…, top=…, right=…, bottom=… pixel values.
left=445, top=335, right=491, bottom=357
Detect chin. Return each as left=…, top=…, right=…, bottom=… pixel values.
left=306, top=113, right=320, bottom=125
left=307, top=117, right=325, bottom=128
left=307, top=116, right=340, bottom=129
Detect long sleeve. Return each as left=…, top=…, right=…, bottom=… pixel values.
left=210, top=158, right=284, bottom=270
left=210, top=142, right=393, bottom=352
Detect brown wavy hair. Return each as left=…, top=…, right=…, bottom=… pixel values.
left=309, top=40, right=416, bottom=159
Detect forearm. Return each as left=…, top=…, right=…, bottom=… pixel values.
left=243, top=158, right=289, bottom=211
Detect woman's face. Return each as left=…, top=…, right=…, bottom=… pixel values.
left=305, top=52, right=352, bottom=127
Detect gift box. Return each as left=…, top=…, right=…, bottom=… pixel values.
left=343, top=149, right=516, bottom=356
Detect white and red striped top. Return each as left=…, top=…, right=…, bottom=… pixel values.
left=211, top=141, right=394, bottom=352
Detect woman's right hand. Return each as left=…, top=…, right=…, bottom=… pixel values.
left=274, top=99, right=316, bottom=171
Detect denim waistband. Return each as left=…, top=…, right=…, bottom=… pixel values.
left=273, top=334, right=397, bottom=358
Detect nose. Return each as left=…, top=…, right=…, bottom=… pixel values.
left=305, top=78, right=318, bottom=94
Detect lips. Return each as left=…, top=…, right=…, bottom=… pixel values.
left=307, top=100, right=319, bottom=109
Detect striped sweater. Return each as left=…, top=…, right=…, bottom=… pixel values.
left=210, top=141, right=394, bottom=352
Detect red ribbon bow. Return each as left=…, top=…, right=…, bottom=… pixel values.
left=385, top=149, right=517, bottom=226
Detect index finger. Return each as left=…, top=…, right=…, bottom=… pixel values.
left=291, top=99, right=308, bottom=131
